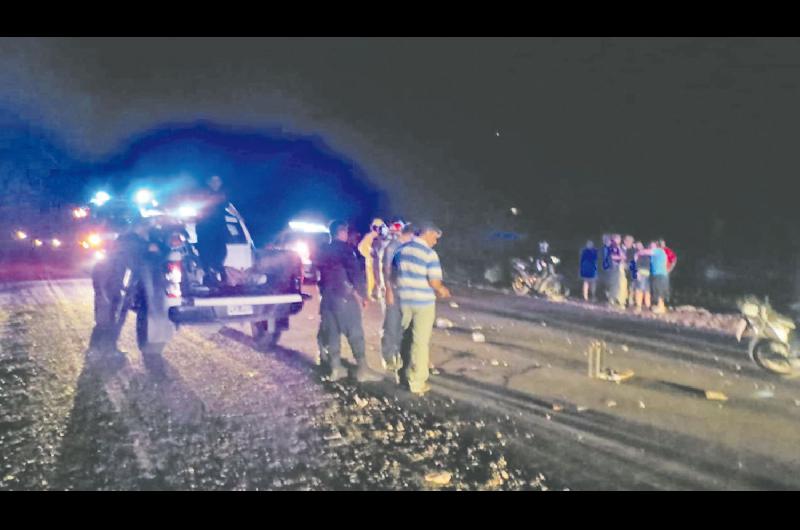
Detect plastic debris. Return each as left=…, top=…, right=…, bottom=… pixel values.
left=435, top=318, right=454, bottom=329
left=621, top=345, right=629, bottom=352
left=704, top=390, right=728, bottom=401
left=753, top=389, right=774, bottom=399
left=606, top=400, right=617, bottom=408
left=472, top=332, right=486, bottom=343
left=638, top=401, right=646, bottom=409
left=449, top=302, right=460, bottom=309
left=490, top=359, right=499, bottom=366
left=576, top=406, right=589, bottom=412
left=551, top=404, right=563, bottom=412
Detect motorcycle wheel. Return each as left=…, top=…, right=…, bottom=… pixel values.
left=753, top=340, right=794, bottom=376
left=511, top=275, right=530, bottom=296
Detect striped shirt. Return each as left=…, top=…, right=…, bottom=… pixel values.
left=394, top=237, right=443, bottom=306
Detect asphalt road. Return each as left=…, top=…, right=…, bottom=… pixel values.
left=1, top=277, right=798, bottom=490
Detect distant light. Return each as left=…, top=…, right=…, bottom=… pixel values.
left=134, top=189, right=154, bottom=205
left=72, top=207, right=89, bottom=219
left=177, top=205, right=198, bottom=218
left=87, top=233, right=102, bottom=247
left=81, top=241, right=90, bottom=249
left=94, top=250, right=106, bottom=261
left=15, top=230, right=27, bottom=240
left=289, top=220, right=329, bottom=234
left=51, top=238, right=62, bottom=248
left=496, top=131, right=500, bottom=137
left=33, top=239, right=43, bottom=247
left=292, top=241, right=312, bottom=265
left=90, top=191, right=111, bottom=206
left=510, top=207, right=518, bottom=216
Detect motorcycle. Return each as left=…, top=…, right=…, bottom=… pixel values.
left=735, top=296, right=800, bottom=376
left=510, top=254, right=569, bottom=299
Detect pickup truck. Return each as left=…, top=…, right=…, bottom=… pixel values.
left=91, top=193, right=306, bottom=356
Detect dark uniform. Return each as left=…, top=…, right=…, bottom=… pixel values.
left=89, top=230, right=149, bottom=355
left=316, top=238, right=368, bottom=373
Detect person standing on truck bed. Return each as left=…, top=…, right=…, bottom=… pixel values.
left=316, top=220, right=384, bottom=383
left=195, top=174, right=230, bottom=285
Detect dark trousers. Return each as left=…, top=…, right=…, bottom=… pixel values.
left=381, top=301, right=403, bottom=362
left=318, top=296, right=366, bottom=367
left=89, top=263, right=129, bottom=353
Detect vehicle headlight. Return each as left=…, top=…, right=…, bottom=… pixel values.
left=292, top=241, right=312, bottom=264
left=177, top=205, right=198, bottom=218
left=134, top=188, right=154, bottom=205
left=90, top=191, right=111, bottom=206
left=87, top=233, right=102, bottom=247
left=51, top=239, right=62, bottom=248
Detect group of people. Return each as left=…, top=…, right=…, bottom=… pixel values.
left=315, top=218, right=450, bottom=395
left=580, top=234, right=677, bottom=314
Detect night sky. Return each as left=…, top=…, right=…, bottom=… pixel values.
left=3, top=37, right=800, bottom=268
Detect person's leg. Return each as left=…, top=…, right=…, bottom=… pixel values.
left=319, top=306, right=343, bottom=374
left=381, top=301, right=403, bottom=367
left=341, top=298, right=366, bottom=363
left=590, top=278, right=597, bottom=300
left=406, top=304, right=436, bottom=393
left=582, top=280, right=589, bottom=301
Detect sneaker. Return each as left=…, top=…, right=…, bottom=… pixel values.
left=409, top=382, right=431, bottom=396
left=329, top=365, right=348, bottom=382
left=355, top=365, right=383, bottom=383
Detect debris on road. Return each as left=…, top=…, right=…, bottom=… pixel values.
left=449, top=302, right=460, bottom=309
left=705, top=390, right=728, bottom=401
left=606, top=400, right=617, bottom=408
left=490, top=359, right=499, bottom=366
left=638, top=401, right=646, bottom=409
left=435, top=318, right=454, bottom=329
left=753, top=389, right=775, bottom=399
left=551, top=404, right=563, bottom=412
left=472, top=332, right=486, bottom=343
left=576, top=406, right=589, bottom=412
left=424, top=471, right=452, bottom=486
left=598, top=368, right=634, bottom=383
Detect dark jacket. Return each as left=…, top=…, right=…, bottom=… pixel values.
left=317, top=239, right=367, bottom=305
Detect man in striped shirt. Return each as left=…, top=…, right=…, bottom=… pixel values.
left=393, top=221, right=450, bottom=395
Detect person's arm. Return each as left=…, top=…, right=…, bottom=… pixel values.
left=344, top=246, right=368, bottom=302
left=427, top=252, right=450, bottom=299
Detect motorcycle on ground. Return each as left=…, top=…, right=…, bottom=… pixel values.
left=735, top=296, right=800, bottom=376
left=510, top=254, right=570, bottom=300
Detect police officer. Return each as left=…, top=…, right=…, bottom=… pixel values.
left=316, top=220, right=383, bottom=383
left=88, top=209, right=152, bottom=359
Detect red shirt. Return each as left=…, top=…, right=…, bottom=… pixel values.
left=663, top=246, right=677, bottom=271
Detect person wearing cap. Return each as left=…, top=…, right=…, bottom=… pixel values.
left=381, top=221, right=415, bottom=372
left=393, top=221, right=450, bottom=395
left=316, top=220, right=383, bottom=383
left=357, top=218, right=385, bottom=301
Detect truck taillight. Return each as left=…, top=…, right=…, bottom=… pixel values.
left=165, top=261, right=182, bottom=298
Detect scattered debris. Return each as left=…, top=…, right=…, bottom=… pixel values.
left=551, top=404, right=563, bottom=412
left=490, top=359, right=499, bottom=366
left=449, top=302, right=460, bottom=309
left=753, top=389, right=775, bottom=399
left=545, top=414, right=552, bottom=420
left=621, top=345, right=629, bottom=352
left=471, top=325, right=483, bottom=331
left=353, top=395, right=369, bottom=409
left=704, top=390, right=728, bottom=401
left=541, top=321, right=547, bottom=327
left=638, top=401, right=646, bottom=409
left=794, top=399, right=800, bottom=407
left=597, top=368, right=635, bottom=383
left=435, top=318, right=454, bottom=329
left=424, top=471, right=452, bottom=486
left=576, top=406, right=589, bottom=412
left=472, top=332, right=486, bottom=343
left=606, top=400, right=617, bottom=408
